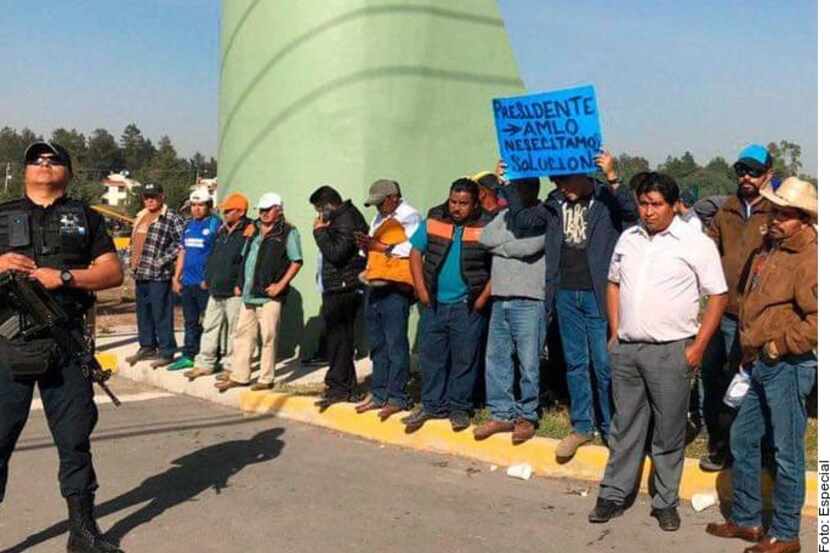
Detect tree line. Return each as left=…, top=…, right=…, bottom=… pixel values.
left=0, top=124, right=216, bottom=215
left=0, top=124, right=814, bottom=214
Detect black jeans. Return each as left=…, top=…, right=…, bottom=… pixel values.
left=0, top=358, right=99, bottom=502
left=322, top=290, right=362, bottom=397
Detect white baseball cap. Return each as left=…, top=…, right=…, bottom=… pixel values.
left=257, top=192, right=284, bottom=209
left=189, top=187, right=212, bottom=204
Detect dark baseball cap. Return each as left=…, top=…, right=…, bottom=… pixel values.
left=364, top=179, right=400, bottom=206
left=141, top=182, right=164, bottom=196
left=24, top=141, right=73, bottom=172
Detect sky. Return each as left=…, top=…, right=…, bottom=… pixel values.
left=0, top=1, right=818, bottom=174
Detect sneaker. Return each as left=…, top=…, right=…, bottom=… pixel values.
left=250, top=382, right=274, bottom=392
left=651, top=507, right=680, bottom=531
left=555, top=431, right=593, bottom=459
left=150, top=355, right=175, bottom=369
left=588, top=498, right=625, bottom=523
left=126, top=347, right=158, bottom=366
left=449, top=411, right=471, bottom=432
left=167, top=357, right=194, bottom=371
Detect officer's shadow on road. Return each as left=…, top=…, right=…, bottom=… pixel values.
left=1, top=427, right=285, bottom=553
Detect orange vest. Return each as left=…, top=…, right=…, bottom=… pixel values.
left=363, top=217, right=414, bottom=286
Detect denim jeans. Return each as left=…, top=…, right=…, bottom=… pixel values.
left=555, top=289, right=612, bottom=436
left=135, top=280, right=177, bottom=357
left=485, top=298, right=546, bottom=422
left=418, top=301, right=485, bottom=415
left=701, top=314, right=742, bottom=456
left=730, top=354, right=816, bottom=541
left=180, top=285, right=210, bottom=359
left=365, top=287, right=412, bottom=407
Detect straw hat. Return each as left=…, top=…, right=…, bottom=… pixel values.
left=760, top=176, right=817, bottom=218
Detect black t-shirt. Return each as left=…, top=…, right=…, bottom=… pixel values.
left=0, top=194, right=116, bottom=314
left=559, top=198, right=592, bottom=290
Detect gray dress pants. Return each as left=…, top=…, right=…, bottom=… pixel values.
left=598, top=339, right=692, bottom=510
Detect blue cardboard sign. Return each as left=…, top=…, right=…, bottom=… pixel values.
left=492, top=85, right=603, bottom=179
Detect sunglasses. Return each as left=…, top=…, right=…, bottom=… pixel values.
left=27, top=155, right=67, bottom=167
left=734, top=164, right=765, bottom=179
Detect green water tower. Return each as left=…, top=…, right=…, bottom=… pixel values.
left=218, top=0, right=525, bottom=356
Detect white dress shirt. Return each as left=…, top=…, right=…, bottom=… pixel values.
left=368, top=199, right=421, bottom=257
left=608, top=217, right=727, bottom=342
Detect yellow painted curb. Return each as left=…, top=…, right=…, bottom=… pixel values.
left=96, top=352, right=119, bottom=374
left=241, top=391, right=817, bottom=517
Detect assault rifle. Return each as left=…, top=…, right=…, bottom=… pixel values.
left=0, top=271, right=121, bottom=406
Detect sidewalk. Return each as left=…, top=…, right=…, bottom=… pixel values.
left=102, top=326, right=818, bottom=517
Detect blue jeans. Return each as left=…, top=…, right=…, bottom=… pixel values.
left=180, top=285, right=210, bottom=359
left=365, top=287, right=412, bottom=408
left=730, top=355, right=816, bottom=541
left=485, top=299, right=546, bottom=422
left=418, top=301, right=485, bottom=415
left=135, top=280, right=177, bottom=357
left=556, top=289, right=612, bottom=436
left=701, top=315, right=742, bottom=455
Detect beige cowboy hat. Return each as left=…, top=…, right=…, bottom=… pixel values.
left=760, top=176, right=817, bottom=218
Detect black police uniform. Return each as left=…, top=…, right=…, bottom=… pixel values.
left=0, top=194, right=115, bottom=503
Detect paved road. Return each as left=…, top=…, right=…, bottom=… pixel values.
left=0, top=378, right=816, bottom=552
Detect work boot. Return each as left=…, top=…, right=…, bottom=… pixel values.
left=745, top=537, right=801, bottom=553
left=705, top=520, right=765, bottom=542
left=66, top=494, right=124, bottom=553
left=588, top=498, right=625, bottom=523
left=184, top=366, right=214, bottom=382
left=473, top=419, right=514, bottom=441
left=449, top=411, right=471, bottom=432
left=149, top=355, right=175, bottom=369
left=512, top=418, right=536, bottom=445
left=555, top=431, right=593, bottom=459
left=125, top=347, right=157, bottom=366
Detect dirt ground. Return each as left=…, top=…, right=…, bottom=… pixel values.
left=95, top=277, right=183, bottom=332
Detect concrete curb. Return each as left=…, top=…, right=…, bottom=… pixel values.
left=110, top=351, right=817, bottom=517
left=240, top=391, right=817, bottom=517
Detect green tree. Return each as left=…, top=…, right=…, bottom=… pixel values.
left=660, top=151, right=698, bottom=180
left=616, top=153, right=651, bottom=184
left=85, top=128, right=123, bottom=180
left=50, top=128, right=87, bottom=168
left=120, top=123, right=156, bottom=173
left=767, top=140, right=803, bottom=178
left=130, top=136, right=192, bottom=215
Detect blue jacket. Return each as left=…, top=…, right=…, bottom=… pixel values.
left=503, top=178, right=639, bottom=319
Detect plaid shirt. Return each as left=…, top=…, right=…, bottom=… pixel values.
left=132, top=205, right=185, bottom=281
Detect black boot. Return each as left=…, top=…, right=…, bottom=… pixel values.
left=66, top=494, right=124, bottom=553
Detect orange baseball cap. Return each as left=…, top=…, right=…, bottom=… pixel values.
left=219, top=192, right=249, bottom=212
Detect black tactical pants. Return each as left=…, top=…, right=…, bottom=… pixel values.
left=0, top=358, right=99, bottom=502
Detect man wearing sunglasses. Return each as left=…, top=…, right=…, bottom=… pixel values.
left=700, top=144, right=774, bottom=472
left=185, top=192, right=254, bottom=381
left=0, top=142, right=125, bottom=552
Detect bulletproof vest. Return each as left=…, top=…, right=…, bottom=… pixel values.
left=0, top=198, right=93, bottom=313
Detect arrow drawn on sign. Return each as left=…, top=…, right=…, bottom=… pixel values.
left=502, top=123, right=522, bottom=136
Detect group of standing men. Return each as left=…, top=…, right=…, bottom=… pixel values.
left=122, top=143, right=817, bottom=553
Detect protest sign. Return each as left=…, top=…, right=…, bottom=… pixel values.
left=492, top=85, right=603, bottom=180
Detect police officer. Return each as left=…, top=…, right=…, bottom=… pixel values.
left=0, top=142, right=124, bottom=553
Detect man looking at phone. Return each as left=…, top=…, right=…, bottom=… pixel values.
left=309, top=185, right=369, bottom=408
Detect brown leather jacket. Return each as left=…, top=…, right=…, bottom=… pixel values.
left=738, top=225, right=817, bottom=358
left=707, top=195, right=773, bottom=316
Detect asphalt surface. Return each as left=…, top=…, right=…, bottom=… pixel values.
left=0, top=377, right=817, bottom=552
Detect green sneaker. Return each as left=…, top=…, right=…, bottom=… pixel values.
left=167, top=357, right=194, bottom=371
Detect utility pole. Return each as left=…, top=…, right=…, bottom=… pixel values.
left=4, top=163, right=11, bottom=194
